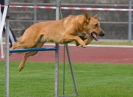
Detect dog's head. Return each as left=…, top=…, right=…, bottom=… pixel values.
left=83, top=11, right=105, bottom=41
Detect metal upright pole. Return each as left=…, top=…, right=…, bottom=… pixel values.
left=34, top=0, right=37, bottom=23
left=55, top=44, right=59, bottom=97
left=56, top=0, right=60, bottom=21
left=55, top=0, right=60, bottom=97
left=128, top=0, right=132, bottom=42
left=65, top=44, right=78, bottom=96
left=5, top=0, right=10, bottom=97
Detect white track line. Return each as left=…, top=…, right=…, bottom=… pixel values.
left=1, top=43, right=133, bottom=48
left=44, top=43, right=133, bottom=48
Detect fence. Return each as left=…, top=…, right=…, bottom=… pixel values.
left=8, top=0, right=133, bottom=41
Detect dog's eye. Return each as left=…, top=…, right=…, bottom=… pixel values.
left=94, top=24, right=98, bottom=27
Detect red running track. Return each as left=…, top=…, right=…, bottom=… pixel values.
left=0, top=45, right=133, bottom=64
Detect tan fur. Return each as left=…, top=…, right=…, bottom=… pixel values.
left=10, top=11, right=104, bottom=71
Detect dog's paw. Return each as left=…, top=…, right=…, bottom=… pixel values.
left=82, top=45, right=87, bottom=48
left=80, top=44, right=86, bottom=48
left=80, top=42, right=86, bottom=48
left=18, top=66, right=24, bottom=71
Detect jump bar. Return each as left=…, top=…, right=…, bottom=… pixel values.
left=9, top=47, right=58, bottom=53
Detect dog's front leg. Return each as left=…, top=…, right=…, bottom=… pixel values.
left=84, top=35, right=93, bottom=45
left=76, top=35, right=93, bottom=46
left=62, top=34, right=86, bottom=48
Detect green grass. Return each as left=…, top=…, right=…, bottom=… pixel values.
left=91, top=41, right=133, bottom=46
left=0, top=61, right=133, bottom=97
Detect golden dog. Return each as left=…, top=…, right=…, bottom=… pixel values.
left=10, top=11, right=105, bottom=71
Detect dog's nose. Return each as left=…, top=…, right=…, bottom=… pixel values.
left=99, top=31, right=105, bottom=36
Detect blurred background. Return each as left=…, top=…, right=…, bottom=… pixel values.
left=9, top=0, right=133, bottom=41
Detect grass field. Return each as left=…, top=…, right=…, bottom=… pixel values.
left=0, top=61, right=133, bottom=97
left=91, top=41, right=133, bottom=46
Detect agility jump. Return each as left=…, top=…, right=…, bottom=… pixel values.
left=3, top=1, right=132, bottom=97
left=3, top=0, right=133, bottom=97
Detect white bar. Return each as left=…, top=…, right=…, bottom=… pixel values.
left=0, top=5, right=4, bottom=59
left=52, top=7, right=56, bottom=9
left=74, top=7, right=80, bottom=10
left=61, top=7, right=69, bottom=10
left=5, top=5, right=133, bottom=11
left=0, top=6, right=8, bottom=40
left=99, top=8, right=104, bottom=10
left=28, top=6, right=34, bottom=8
left=0, top=38, right=4, bottom=59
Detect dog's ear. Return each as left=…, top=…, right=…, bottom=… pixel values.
left=93, top=12, right=99, bottom=19
left=84, top=11, right=91, bottom=22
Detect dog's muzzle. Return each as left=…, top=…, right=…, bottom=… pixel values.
left=99, top=31, right=105, bottom=37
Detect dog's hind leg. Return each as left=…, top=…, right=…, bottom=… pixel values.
left=9, top=41, right=34, bottom=56
left=10, top=34, right=44, bottom=50
left=10, top=34, right=44, bottom=56
left=18, top=42, right=44, bottom=71
left=18, top=51, right=37, bottom=71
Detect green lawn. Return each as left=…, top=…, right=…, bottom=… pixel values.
left=0, top=61, right=133, bottom=97
left=91, top=41, right=133, bottom=46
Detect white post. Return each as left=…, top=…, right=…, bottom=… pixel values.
left=0, top=5, right=4, bottom=59
left=0, top=5, right=8, bottom=40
